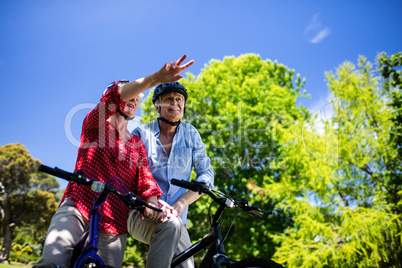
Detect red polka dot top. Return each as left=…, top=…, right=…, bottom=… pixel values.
left=61, top=84, right=162, bottom=234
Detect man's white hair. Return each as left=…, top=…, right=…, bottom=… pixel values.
left=154, top=97, right=161, bottom=117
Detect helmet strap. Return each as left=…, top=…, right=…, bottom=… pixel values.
left=117, top=109, right=135, bottom=120
left=158, top=117, right=181, bottom=126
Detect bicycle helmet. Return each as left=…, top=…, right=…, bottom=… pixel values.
left=152, top=82, right=188, bottom=104
left=103, top=80, right=130, bottom=95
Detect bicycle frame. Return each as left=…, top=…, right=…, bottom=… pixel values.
left=171, top=199, right=231, bottom=267
left=38, top=165, right=161, bottom=268
left=73, top=189, right=110, bottom=267
left=169, top=179, right=274, bottom=268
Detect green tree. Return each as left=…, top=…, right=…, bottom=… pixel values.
left=140, top=54, right=309, bottom=262
left=32, top=172, right=60, bottom=193
left=261, top=53, right=402, bottom=267
left=122, top=236, right=148, bottom=268
left=0, top=143, right=59, bottom=262
left=377, top=52, right=402, bottom=213
left=11, top=189, right=58, bottom=244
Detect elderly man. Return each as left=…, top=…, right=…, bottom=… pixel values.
left=128, top=81, right=214, bottom=268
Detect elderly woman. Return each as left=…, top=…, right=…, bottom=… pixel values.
left=34, top=55, right=194, bottom=268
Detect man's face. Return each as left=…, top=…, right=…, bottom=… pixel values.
left=157, top=92, right=185, bottom=122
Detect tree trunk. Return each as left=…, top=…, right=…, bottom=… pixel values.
left=0, top=195, right=12, bottom=263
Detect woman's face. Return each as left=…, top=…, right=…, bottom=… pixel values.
left=122, top=96, right=140, bottom=117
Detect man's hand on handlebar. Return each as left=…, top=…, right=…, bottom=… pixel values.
left=158, top=199, right=179, bottom=221
left=140, top=197, right=179, bottom=223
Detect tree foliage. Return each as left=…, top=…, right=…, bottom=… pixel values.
left=377, top=52, right=402, bottom=213
left=135, top=53, right=401, bottom=267
left=141, top=54, right=309, bottom=262
left=11, top=189, right=58, bottom=244
left=260, top=53, right=402, bottom=267
left=0, top=143, right=59, bottom=262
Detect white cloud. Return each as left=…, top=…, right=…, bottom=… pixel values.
left=305, top=13, right=321, bottom=32
left=310, top=27, right=331, bottom=44
left=304, top=13, right=331, bottom=44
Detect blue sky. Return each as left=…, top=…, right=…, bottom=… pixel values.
left=1, top=0, right=401, bottom=188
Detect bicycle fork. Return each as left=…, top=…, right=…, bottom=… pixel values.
left=74, top=196, right=106, bottom=267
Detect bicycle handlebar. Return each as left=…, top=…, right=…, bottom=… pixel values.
left=39, top=165, right=92, bottom=184
left=171, top=179, right=272, bottom=218
left=39, top=165, right=161, bottom=213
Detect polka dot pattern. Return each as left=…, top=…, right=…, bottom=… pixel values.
left=61, top=85, right=162, bottom=234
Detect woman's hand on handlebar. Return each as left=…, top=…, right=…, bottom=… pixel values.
left=141, top=196, right=162, bottom=222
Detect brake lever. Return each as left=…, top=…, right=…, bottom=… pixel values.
left=249, top=204, right=274, bottom=215
left=237, top=199, right=272, bottom=217
left=191, top=181, right=209, bottom=194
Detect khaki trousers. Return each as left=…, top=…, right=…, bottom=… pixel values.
left=33, top=197, right=127, bottom=268
left=127, top=211, right=194, bottom=268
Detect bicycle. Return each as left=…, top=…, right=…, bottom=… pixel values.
left=38, top=164, right=161, bottom=268
left=170, top=179, right=284, bottom=268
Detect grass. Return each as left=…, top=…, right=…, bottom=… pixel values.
left=0, top=263, right=30, bottom=268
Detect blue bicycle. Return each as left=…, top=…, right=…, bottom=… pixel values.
left=38, top=165, right=161, bottom=268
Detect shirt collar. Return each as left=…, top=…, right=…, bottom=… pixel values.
left=151, top=119, right=160, bottom=137
left=152, top=119, right=181, bottom=138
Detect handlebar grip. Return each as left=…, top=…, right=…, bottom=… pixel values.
left=136, top=206, right=161, bottom=215
left=135, top=204, right=161, bottom=214
left=133, top=197, right=162, bottom=213
left=171, top=179, right=201, bottom=193
left=137, top=206, right=145, bottom=214
left=38, top=165, right=73, bottom=181
left=39, top=165, right=92, bottom=185
left=146, top=205, right=162, bottom=213
left=248, top=210, right=263, bottom=218
left=124, top=194, right=162, bottom=213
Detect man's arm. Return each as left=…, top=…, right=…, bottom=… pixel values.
left=192, top=128, right=214, bottom=188
left=172, top=126, right=214, bottom=217
left=171, top=190, right=202, bottom=217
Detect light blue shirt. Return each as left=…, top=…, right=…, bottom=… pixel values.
left=132, top=119, right=214, bottom=224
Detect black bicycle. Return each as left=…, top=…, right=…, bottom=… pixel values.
left=38, top=164, right=161, bottom=268
left=170, top=179, right=284, bottom=268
